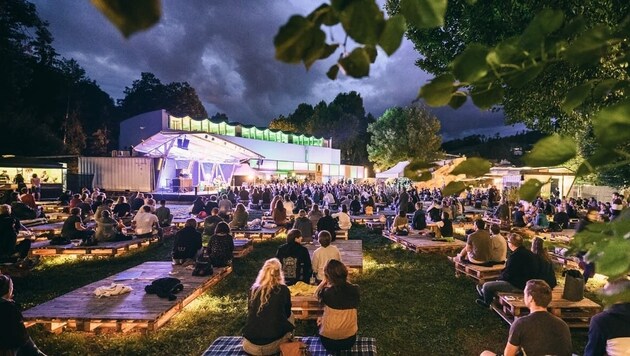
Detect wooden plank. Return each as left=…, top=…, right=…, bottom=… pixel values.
left=291, top=294, right=323, bottom=320
left=335, top=230, right=349, bottom=240
left=450, top=257, right=504, bottom=284
left=383, top=229, right=464, bottom=254
left=233, top=239, right=253, bottom=258
left=30, top=235, right=158, bottom=258
left=23, top=262, right=232, bottom=333
left=304, top=240, right=363, bottom=272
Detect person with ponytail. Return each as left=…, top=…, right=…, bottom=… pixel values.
left=242, top=258, right=294, bottom=355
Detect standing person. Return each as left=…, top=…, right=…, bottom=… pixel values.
left=311, top=231, right=341, bottom=283
left=584, top=279, right=630, bottom=356
left=30, top=174, right=41, bottom=201
left=242, top=258, right=294, bottom=355
left=172, top=218, right=202, bottom=266
left=317, top=209, right=337, bottom=242
left=397, top=189, right=409, bottom=215
left=316, top=259, right=360, bottom=352
left=480, top=280, right=572, bottom=356
left=207, top=222, right=234, bottom=267
left=0, top=275, right=47, bottom=355
left=13, top=174, right=26, bottom=193
left=275, top=229, right=312, bottom=286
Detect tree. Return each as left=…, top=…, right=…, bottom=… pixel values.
left=367, top=105, right=441, bottom=169
left=210, top=112, right=229, bottom=122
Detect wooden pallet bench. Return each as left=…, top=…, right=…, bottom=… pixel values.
left=23, top=261, right=232, bottom=333
left=232, top=227, right=280, bottom=241
left=29, top=235, right=158, bottom=257
left=450, top=257, right=504, bottom=285
left=365, top=220, right=384, bottom=231
left=492, top=289, right=602, bottom=328
left=382, top=230, right=465, bottom=254
left=291, top=294, right=323, bottom=320
left=232, top=239, right=253, bottom=258
left=171, top=216, right=205, bottom=229
left=335, top=230, right=349, bottom=240
left=305, top=239, right=363, bottom=273
left=202, top=336, right=377, bottom=355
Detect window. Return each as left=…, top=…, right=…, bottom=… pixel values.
left=277, top=161, right=293, bottom=171
left=190, top=119, right=201, bottom=132
left=182, top=117, right=190, bottom=131
left=242, top=128, right=251, bottom=139
left=280, top=133, right=289, bottom=143
left=294, top=162, right=308, bottom=171
left=226, top=124, right=236, bottom=136
left=170, top=117, right=182, bottom=130
left=308, top=163, right=317, bottom=172
left=330, top=165, right=339, bottom=176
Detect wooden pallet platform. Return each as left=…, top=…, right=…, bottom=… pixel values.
left=231, top=227, right=280, bottom=241
left=23, top=261, right=232, bottom=333
left=305, top=239, right=363, bottom=272
left=382, top=230, right=464, bottom=254
left=171, top=216, right=205, bottom=229
left=365, top=220, right=384, bottom=231
left=232, top=239, right=253, bottom=258
left=29, top=235, right=158, bottom=257
left=335, top=230, right=349, bottom=240
left=291, top=294, right=322, bottom=320
left=450, top=257, right=504, bottom=284
left=492, top=289, right=602, bottom=328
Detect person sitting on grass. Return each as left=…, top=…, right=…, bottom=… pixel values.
left=0, top=275, right=47, bottom=355
left=292, top=209, right=314, bottom=243
left=316, top=259, right=360, bottom=352
left=455, top=219, right=491, bottom=264
left=0, top=204, right=32, bottom=264
left=229, top=203, right=248, bottom=229
left=531, top=237, right=557, bottom=289
left=242, top=258, right=294, bottom=356
left=529, top=208, right=549, bottom=232
left=476, top=233, right=540, bottom=308
left=275, top=229, right=312, bottom=286
left=172, top=218, right=202, bottom=266
left=480, top=279, right=571, bottom=356
left=60, top=207, right=95, bottom=246
left=311, top=231, right=341, bottom=283
left=488, top=224, right=507, bottom=264
left=207, top=222, right=234, bottom=267
left=154, top=200, right=172, bottom=228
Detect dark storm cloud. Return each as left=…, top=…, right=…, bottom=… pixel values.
left=32, top=0, right=519, bottom=139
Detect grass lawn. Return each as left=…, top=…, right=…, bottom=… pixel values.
left=16, top=226, right=597, bottom=355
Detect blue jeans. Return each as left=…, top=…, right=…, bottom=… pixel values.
left=482, top=280, right=521, bottom=305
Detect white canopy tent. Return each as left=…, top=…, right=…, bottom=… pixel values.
left=375, top=161, right=409, bottom=179
left=133, top=131, right=264, bottom=191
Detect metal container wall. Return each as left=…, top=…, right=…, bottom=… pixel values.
left=78, top=157, right=154, bottom=192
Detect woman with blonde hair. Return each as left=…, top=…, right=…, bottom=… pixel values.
left=242, top=258, right=294, bottom=355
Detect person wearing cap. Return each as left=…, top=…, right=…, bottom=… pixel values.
left=0, top=275, right=47, bottom=355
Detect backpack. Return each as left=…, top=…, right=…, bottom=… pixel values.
left=192, top=247, right=213, bottom=277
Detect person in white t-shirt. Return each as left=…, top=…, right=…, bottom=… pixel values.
left=311, top=231, right=341, bottom=283
left=132, top=205, right=160, bottom=239
left=332, top=205, right=352, bottom=231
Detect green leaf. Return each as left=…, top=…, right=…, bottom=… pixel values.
left=592, top=79, right=620, bottom=101
left=451, top=44, right=489, bottom=83
left=339, top=47, right=371, bottom=78
left=338, top=0, right=385, bottom=45
left=404, top=167, right=432, bottom=182
left=486, top=37, right=522, bottom=67
left=400, top=0, right=447, bottom=29
left=561, top=83, right=593, bottom=114
left=274, top=16, right=325, bottom=64
left=523, top=134, right=577, bottom=166
left=593, top=99, right=630, bottom=147
left=442, top=181, right=467, bottom=197
left=519, top=179, right=545, bottom=201
left=308, top=4, right=339, bottom=26
left=470, top=84, right=503, bottom=110
left=379, top=14, right=406, bottom=56
left=448, top=93, right=467, bottom=109
left=503, top=64, right=544, bottom=89
left=418, top=73, right=456, bottom=107
left=327, top=64, right=340, bottom=80
left=91, top=0, right=161, bottom=38
left=592, top=238, right=630, bottom=279
left=302, top=29, right=328, bottom=69
left=364, top=45, right=378, bottom=63
left=464, top=0, right=477, bottom=4
left=520, top=9, right=564, bottom=50
left=319, top=44, right=340, bottom=60
left=406, top=160, right=437, bottom=171
left=451, top=157, right=492, bottom=177
left=565, top=25, right=613, bottom=65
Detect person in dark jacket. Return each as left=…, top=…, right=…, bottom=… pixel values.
left=477, top=233, right=540, bottom=308
left=411, top=202, right=427, bottom=230
left=553, top=205, right=570, bottom=229
left=204, top=195, right=219, bottom=215
left=275, top=229, right=312, bottom=286
left=0, top=205, right=32, bottom=263
left=531, top=237, right=557, bottom=289
left=207, top=222, right=234, bottom=267
left=242, top=258, right=294, bottom=355
left=0, top=275, right=47, bottom=355
left=349, top=195, right=362, bottom=215
left=292, top=210, right=314, bottom=243
left=317, top=209, right=337, bottom=242
left=191, top=197, right=205, bottom=215
left=203, top=208, right=224, bottom=237
left=584, top=279, right=630, bottom=356
left=172, top=218, right=202, bottom=265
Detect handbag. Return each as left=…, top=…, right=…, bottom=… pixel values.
left=192, top=248, right=213, bottom=277
left=562, top=269, right=584, bottom=301
left=279, top=339, right=310, bottom=356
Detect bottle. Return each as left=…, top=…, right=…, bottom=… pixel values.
left=309, top=275, right=316, bottom=285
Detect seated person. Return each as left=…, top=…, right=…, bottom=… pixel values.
left=19, top=188, right=37, bottom=210
left=392, top=210, right=409, bottom=233
left=154, top=200, right=172, bottom=227
left=553, top=206, right=570, bottom=229
left=9, top=193, right=38, bottom=220
left=242, top=258, right=294, bottom=355
left=229, top=203, right=248, bottom=229
left=530, top=209, right=549, bottom=231
left=112, top=196, right=131, bottom=218
left=0, top=204, right=31, bottom=263
left=427, top=200, right=442, bottom=222
left=316, top=259, right=360, bottom=352
left=207, top=222, right=234, bottom=267
left=131, top=205, right=160, bottom=239
left=191, top=197, right=205, bottom=216
left=172, top=218, right=202, bottom=266
left=411, top=202, right=427, bottom=230
left=60, top=207, right=95, bottom=245
left=584, top=279, right=630, bottom=356
left=275, top=229, right=312, bottom=286
left=0, top=275, right=47, bottom=355
left=456, top=219, right=491, bottom=264
left=307, top=204, right=324, bottom=230
left=512, top=205, right=527, bottom=228
left=311, top=231, right=341, bottom=283
left=531, top=237, right=557, bottom=289
left=480, top=280, right=571, bottom=356
left=94, top=211, right=128, bottom=242
left=292, top=210, right=314, bottom=243
left=203, top=208, right=224, bottom=237
left=94, top=199, right=114, bottom=223
left=130, top=192, right=145, bottom=212
left=204, top=195, right=219, bottom=215
left=317, top=209, right=337, bottom=242
left=332, top=205, right=352, bottom=231
left=271, top=200, right=287, bottom=227
left=349, top=195, right=362, bottom=215
left=218, top=195, right=233, bottom=219
left=58, top=190, right=72, bottom=206
left=489, top=224, right=507, bottom=263
left=476, top=233, right=540, bottom=308
left=435, top=212, right=454, bottom=239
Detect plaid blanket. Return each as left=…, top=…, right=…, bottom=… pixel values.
left=202, top=336, right=377, bottom=355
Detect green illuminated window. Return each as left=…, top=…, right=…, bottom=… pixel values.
left=182, top=117, right=190, bottom=131
left=170, top=117, right=182, bottom=130
left=277, top=161, right=293, bottom=171
left=226, top=124, right=236, bottom=136
left=281, top=133, right=289, bottom=143
left=190, top=119, right=201, bottom=131
left=242, top=128, right=251, bottom=139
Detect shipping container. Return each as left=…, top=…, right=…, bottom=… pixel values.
left=78, top=157, right=154, bottom=192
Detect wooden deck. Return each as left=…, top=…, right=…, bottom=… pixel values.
left=365, top=220, right=385, bottom=231
left=492, top=289, right=602, bottom=328
left=450, top=257, right=504, bottom=284
left=231, top=227, right=280, bottom=241
left=29, top=235, right=158, bottom=257
left=305, top=239, right=363, bottom=272
left=23, top=261, right=232, bottom=333
left=335, top=230, right=349, bottom=240
left=232, top=239, right=253, bottom=258
left=383, top=230, right=465, bottom=254
left=171, top=216, right=205, bottom=228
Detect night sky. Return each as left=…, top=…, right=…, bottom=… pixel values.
left=31, top=0, right=525, bottom=140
